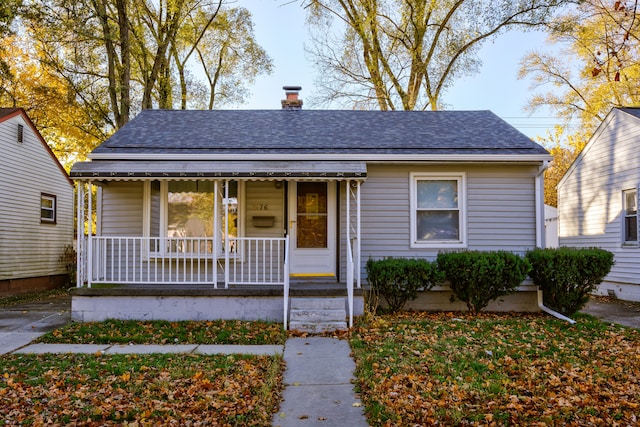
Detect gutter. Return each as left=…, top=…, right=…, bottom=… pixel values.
left=537, top=289, right=577, bottom=324
left=534, top=160, right=577, bottom=324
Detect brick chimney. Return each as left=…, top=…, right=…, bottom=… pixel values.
left=281, top=86, right=303, bottom=110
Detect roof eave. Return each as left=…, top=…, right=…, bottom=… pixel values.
left=88, top=153, right=552, bottom=162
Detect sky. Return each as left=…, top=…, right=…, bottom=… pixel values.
left=234, top=0, right=561, bottom=140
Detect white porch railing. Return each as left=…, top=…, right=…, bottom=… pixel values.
left=83, top=236, right=288, bottom=287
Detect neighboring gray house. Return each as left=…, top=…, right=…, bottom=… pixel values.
left=0, top=108, right=74, bottom=296
left=70, top=90, right=552, bottom=326
left=558, top=107, right=640, bottom=302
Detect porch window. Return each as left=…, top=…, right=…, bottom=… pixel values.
left=167, top=181, right=214, bottom=239
left=410, top=173, right=466, bottom=248
left=147, top=180, right=239, bottom=256
left=623, top=188, right=638, bottom=244
left=40, top=193, right=56, bottom=224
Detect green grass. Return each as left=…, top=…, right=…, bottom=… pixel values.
left=38, top=318, right=287, bottom=345
left=351, top=311, right=640, bottom=426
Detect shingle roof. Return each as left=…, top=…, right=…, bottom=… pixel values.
left=0, top=108, right=21, bottom=121
left=90, top=109, right=548, bottom=157
left=618, top=107, right=640, bottom=119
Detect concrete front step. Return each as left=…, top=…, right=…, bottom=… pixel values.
left=290, top=309, right=346, bottom=323
left=290, top=296, right=345, bottom=311
left=289, top=297, right=348, bottom=333
left=288, top=321, right=348, bottom=333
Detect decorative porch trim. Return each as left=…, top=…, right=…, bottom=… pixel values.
left=70, top=160, right=367, bottom=181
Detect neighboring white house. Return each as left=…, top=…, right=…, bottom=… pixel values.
left=0, top=108, right=74, bottom=296
left=545, top=204, right=558, bottom=248
left=558, top=107, right=640, bottom=302
left=69, top=89, right=553, bottom=323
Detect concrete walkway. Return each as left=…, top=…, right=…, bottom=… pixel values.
left=273, top=337, right=369, bottom=427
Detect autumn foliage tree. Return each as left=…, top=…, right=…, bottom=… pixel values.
left=0, top=35, right=102, bottom=166
left=520, top=0, right=640, bottom=205
left=22, top=0, right=272, bottom=133
left=303, top=0, right=574, bottom=111
left=0, top=0, right=21, bottom=80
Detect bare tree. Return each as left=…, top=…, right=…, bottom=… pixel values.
left=305, top=0, right=575, bottom=110
left=520, top=0, right=640, bottom=134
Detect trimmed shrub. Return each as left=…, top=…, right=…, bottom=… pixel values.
left=365, top=258, right=444, bottom=313
left=526, top=247, right=614, bottom=316
left=437, top=250, right=531, bottom=314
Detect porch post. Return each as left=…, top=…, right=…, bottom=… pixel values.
left=356, top=180, right=361, bottom=289
left=76, top=181, right=85, bottom=288
left=224, top=179, right=230, bottom=288
left=213, top=180, right=219, bottom=288
left=87, top=180, right=93, bottom=288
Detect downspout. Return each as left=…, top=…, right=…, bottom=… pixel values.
left=535, top=160, right=576, bottom=324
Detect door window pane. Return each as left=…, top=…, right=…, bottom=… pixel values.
left=297, top=182, right=328, bottom=248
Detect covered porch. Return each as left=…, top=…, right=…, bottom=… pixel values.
left=71, top=160, right=367, bottom=328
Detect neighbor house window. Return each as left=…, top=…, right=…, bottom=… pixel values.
left=623, top=188, right=638, bottom=244
left=40, top=193, right=56, bottom=224
left=410, top=173, right=466, bottom=248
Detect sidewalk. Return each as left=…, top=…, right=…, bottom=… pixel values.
left=273, top=337, right=369, bottom=427
left=12, top=342, right=283, bottom=356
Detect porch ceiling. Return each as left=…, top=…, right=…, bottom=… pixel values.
left=70, top=160, right=367, bottom=181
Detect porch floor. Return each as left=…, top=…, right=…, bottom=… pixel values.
left=71, top=282, right=366, bottom=298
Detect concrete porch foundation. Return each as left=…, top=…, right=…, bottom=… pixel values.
left=71, top=286, right=366, bottom=323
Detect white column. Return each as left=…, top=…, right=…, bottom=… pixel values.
left=356, top=180, right=361, bottom=289
left=76, top=182, right=85, bottom=287
left=213, top=180, right=219, bottom=288
left=224, top=179, right=230, bottom=288
left=87, top=181, right=93, bottom=288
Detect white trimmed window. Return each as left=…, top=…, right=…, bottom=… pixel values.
left=410, top=173, right=466, bottom=248
left=145, top=180, right=240, bottom=256
left=623, top=188, right=638, bottom=244
left=40, top=193, right=57, bottom=224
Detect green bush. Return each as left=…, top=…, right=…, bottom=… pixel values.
left=365, top=258, right=444, bottom=313
left=437, top=251, right=531, bottom=314
left=526, top=247, right=614, bottom=316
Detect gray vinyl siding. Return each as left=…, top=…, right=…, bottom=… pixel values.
left=0, top=113, right=73, bottom=281
left=559, top=109, right=640, bottom=287
left=100, top=182, right=144, bottom=236
left=244, top=181, right=285, bottom=238
left=358, top=164, right=537, bottom=263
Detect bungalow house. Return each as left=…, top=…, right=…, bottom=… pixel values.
left=0, top=108, right=74, bottom=296
left=70, top=88, right=552, bottom=329
left=558, top=107, right=640, bottom=302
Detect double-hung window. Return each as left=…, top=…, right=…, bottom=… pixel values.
left=410, top=173, right=466, bottom=248
left=623, top=188, right=638, bottom=245
left=40, top=193, right=57, bottom=224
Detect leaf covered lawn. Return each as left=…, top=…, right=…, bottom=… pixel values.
left=1, top=353, right=283, bottom=426
left=351, top=312, right=640, bottom=426
left=37, top=319, right=287, bottom=345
